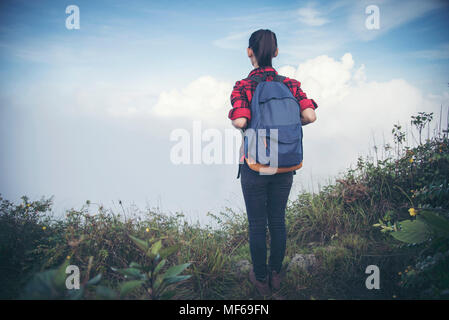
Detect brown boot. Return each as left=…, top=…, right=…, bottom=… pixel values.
left=249, top=270, right=271, bottom=297
left=270, top=270, right=281, bottom=291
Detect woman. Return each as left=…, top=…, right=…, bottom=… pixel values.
left=228, top=29, right=318, bottom=297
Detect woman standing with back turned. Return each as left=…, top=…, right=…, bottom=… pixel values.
left=228, top=29, right=318, bottom=298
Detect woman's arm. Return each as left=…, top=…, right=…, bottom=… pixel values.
left=301, top=108, right=316, bottom=125
left=285, top=77, right=318, bottom=125
left=232, top=117, right=248, bottom=129
left=229, top=80, right=251, bottom=129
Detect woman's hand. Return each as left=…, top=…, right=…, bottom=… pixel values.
left=300, top=108, right=316, bottom=125
left=232, top=117, right=248, bottom=129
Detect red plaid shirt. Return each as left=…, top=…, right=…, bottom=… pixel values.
left=228, top=66, right=318, bottom=120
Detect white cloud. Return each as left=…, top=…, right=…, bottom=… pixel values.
left=212, top=30, right=253, bottom=50
left=297, top=7, right=329, bottom=27
left=147, top=52, right=446, bottom=142
left=278, top=53, right=446, bottom=181
left=62, top=84, right=159, bottom=118
left=280, top=53, right=356, bottom=102
left=280, top=53, right=439, bottom=134
left=152, top=76, right=233, bottom=126
left=411, top=43, right=449, bottom=60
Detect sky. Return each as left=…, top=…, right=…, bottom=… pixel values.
left=1, top=0, right=449, bottom=224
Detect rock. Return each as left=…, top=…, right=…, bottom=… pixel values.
left=235, top=259, right=252, bottom=277
left=288, top=254, right=317, bottom=272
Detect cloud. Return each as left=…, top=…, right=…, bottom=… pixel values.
left=151, top=76, right=233, bottom=126
left=280, top=52, right=439, bottom=132
left=279, top=53, right=357, bottom=102
left=147, top=51, right=446, bottom=142
left=212, top=30, right=253, bottom=50
left=410, top=43, right=449, bottom=60
left=278, top=53, right=446, bottom=180
left=72, top=85, right=159, bottom=118
left=297, top=7, right=329, bottom=27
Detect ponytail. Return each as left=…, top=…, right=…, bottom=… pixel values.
left=248, top=29, right=277, bottom=67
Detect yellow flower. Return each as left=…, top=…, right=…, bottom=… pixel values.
left=66, top=255, right=71, bottom=260
left=409, top=158, right=414, bottom=163
left=408, top=208, right=417, bottom=216
left=145, top=228, right=150, bottom=233
left=26, top=204, right=31, bottom=207
left=42, top=226, right=47, bottom=230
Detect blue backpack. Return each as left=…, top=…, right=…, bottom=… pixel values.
left=240, top=73, right=303, bottom=176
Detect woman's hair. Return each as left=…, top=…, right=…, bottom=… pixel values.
left=248, top=29, right=278, bottom=67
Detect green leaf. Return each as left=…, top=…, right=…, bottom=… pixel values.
left=54, top=259, right=70, bottom=290
left=120, top=280, right=144, bottom=298
left=21, top=269, right=59, bottom=299
left=129, top=262, right=142, bottom=269
left=163, top=263, right=191, bottom=279
left=114, top=268, right=144, bottom=280
left=419, top=211, right=449, bottom=238
left=153, top=274, right=164, bottom=290
left=164, top=275, right=191, bottom=285
left=87, top=273, right=102, bottom=286
left=150, top=240, right=162, bottom=256
left=95, top=285, right=117, bottom=300
left=129, top=235, right=149, bottom=252
left=154, top=259, right=166, bottom=275
left=159, top=290, right=176, bottom=300
left=391, top=219, right=431, bottom=244
left=68, top=287, right=84, bottom=300
left=159, top=245, right=180, bottom=259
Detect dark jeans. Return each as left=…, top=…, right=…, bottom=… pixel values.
left=240, top=161, right=293, bottom=281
